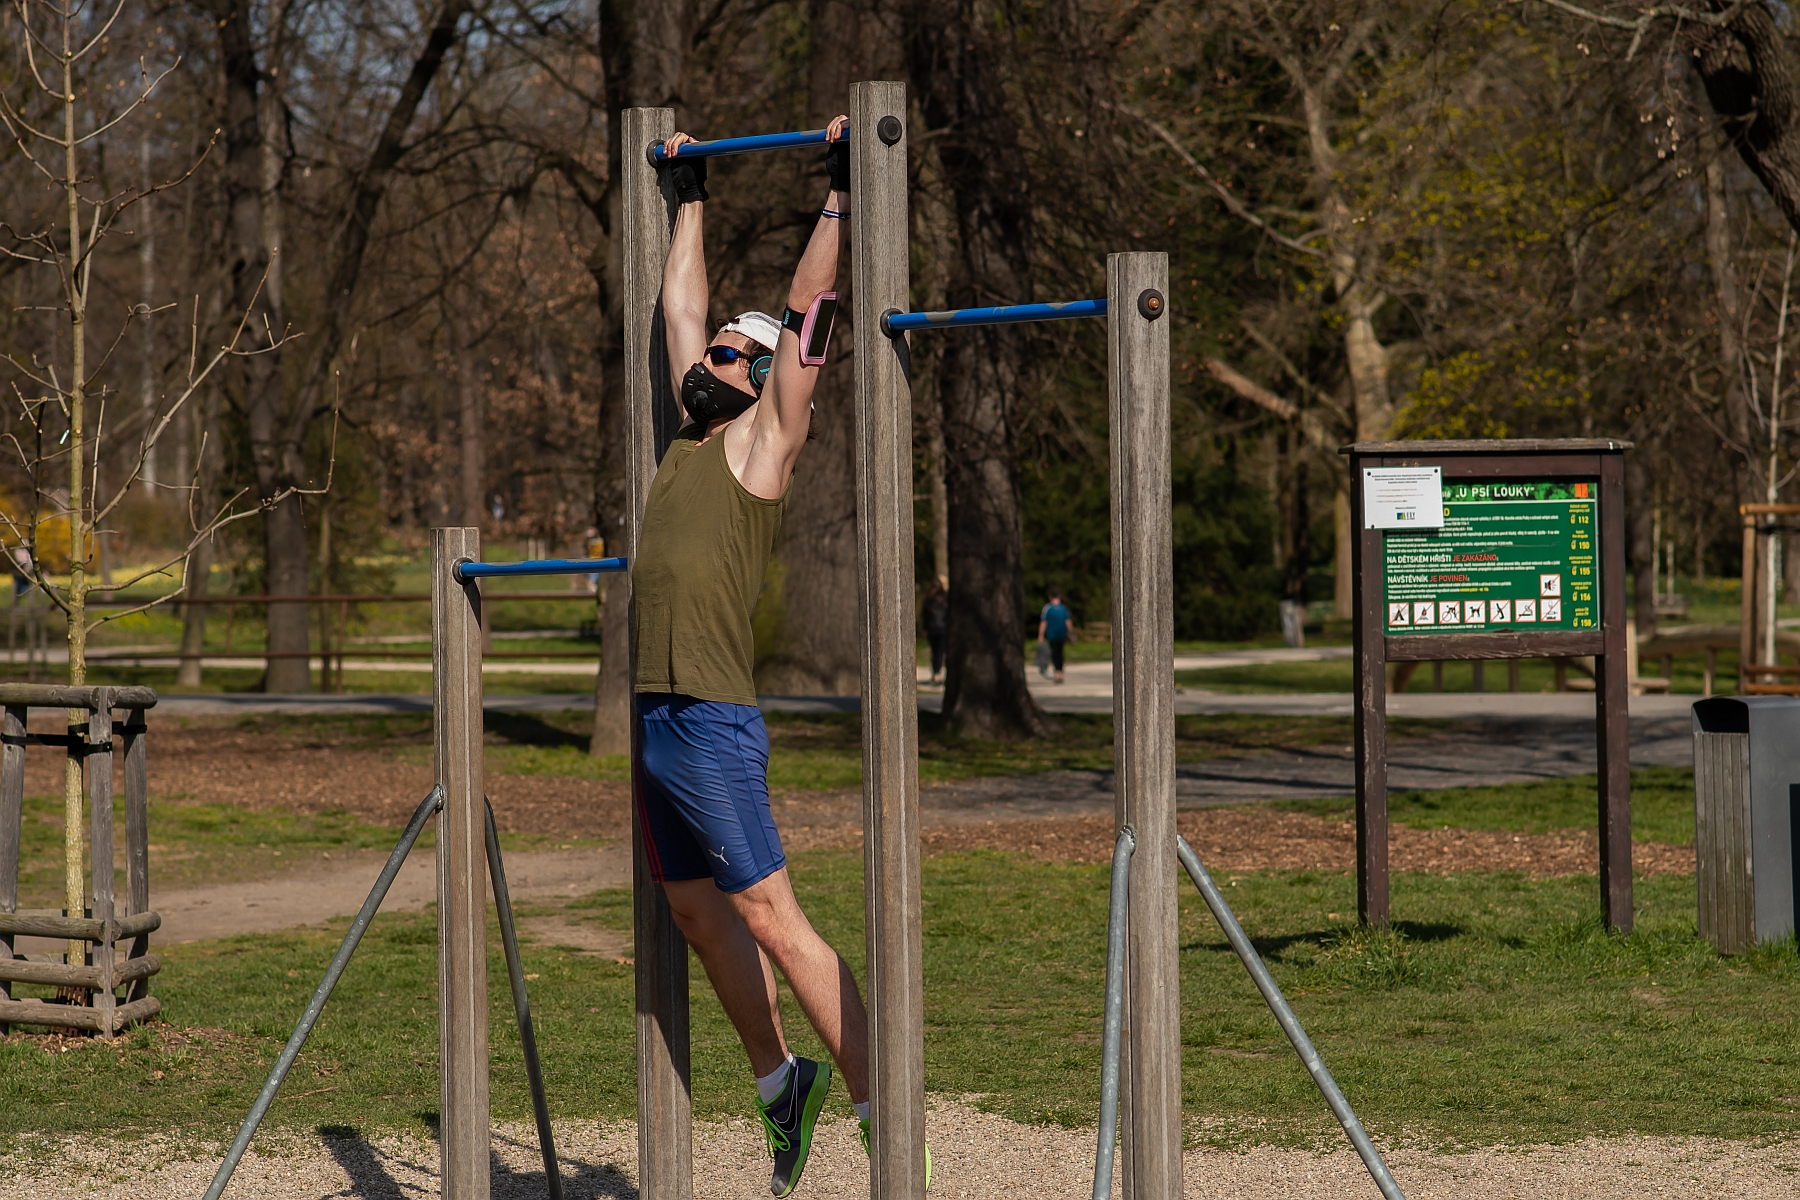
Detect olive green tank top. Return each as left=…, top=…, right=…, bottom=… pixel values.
left=632, top=432, right=788, bottom=705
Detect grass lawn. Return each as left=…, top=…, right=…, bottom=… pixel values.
left=1278, top=765, right=1699, bottom=846
left=4, top=852, right=1797, bottom=1150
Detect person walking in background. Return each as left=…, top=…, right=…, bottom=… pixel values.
left=1038, top=588, right=1071, bottom=684
left=921, top=576, right=948, bottom=685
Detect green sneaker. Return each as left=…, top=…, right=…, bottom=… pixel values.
left=759, top=1057, right=831, bottom=1197
left=858, top=1118, right=932, bottom=1190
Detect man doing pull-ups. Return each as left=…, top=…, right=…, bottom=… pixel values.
left=632, top=118, right=902, bottom=1197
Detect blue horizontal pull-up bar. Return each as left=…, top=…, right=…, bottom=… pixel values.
left=454, top=557, right=628, bottom=583
left=881, top=299, right=1107, bottom=336
left=648, top=128, right=833, bottom=166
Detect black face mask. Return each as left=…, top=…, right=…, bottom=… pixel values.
left=680, top=362, right=759, bottom=427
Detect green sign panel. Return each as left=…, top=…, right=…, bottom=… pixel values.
left=1383, top=480, right=1598, bottom=636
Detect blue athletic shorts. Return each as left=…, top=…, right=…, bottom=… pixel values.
left=635, top=693, right=787, bottom=893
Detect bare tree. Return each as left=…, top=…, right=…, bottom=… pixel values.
left=0, top=0, right=313, bottom=976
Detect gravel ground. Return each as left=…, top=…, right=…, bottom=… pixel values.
left=9, top=1100, right=1797, bottom=1198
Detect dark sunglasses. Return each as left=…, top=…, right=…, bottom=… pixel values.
left=706, top=344, right=772, bottom=389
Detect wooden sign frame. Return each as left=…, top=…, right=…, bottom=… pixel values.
left=1345, top=439, right=1634, bottom=932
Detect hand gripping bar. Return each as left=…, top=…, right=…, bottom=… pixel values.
left=647, top=128, right=835, bottom=166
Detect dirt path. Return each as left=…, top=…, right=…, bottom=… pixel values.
left=9, top=1100, right=1797, bottom=1198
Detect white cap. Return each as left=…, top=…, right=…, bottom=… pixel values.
left=718, top=311, right=782, bottom=354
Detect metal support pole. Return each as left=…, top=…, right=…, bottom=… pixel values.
left=1092, top=826, right=1135, bottom=1200
left=882, top=299, right=1106, bottom=333
left=1107, top=251, right=1181, bottom=1200
left=486, top=800, right=563, bottom=1200
left=203, top=787, right=444, bottom=1200
left=647, top=126, right=834, bottom=164
left=851, top=80, right=926, bottom=1200
left=622, top=104, right=693, bottom=1200
left=1176, top=837, right=1408, bottom=1200
left=434, top=528, right=488, bottom=1200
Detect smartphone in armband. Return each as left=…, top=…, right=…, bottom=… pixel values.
left=784, top=293, right=840, bottom=366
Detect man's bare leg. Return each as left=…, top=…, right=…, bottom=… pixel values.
left=727, top=867, right=871, bottom=1104
left=663, top=878, right=789, bottom=1076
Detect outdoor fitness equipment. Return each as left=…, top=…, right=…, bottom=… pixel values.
left=203, top=551, right=627, bottom=1200
left=618, top=82, right=1403, bottom=1200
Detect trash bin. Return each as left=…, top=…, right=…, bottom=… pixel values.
left=1691, top=696, right=1800, bottom=952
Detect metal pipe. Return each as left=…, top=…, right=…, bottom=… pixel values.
left=203, top=786, right=445, bottom=1200
left=882, top=299, right=1107, bottom=335
left=454, top=557, right=628, bottom=582
left=485, top=799, right=563, bottom=1200
left=1092, top=825, right=1135, bottom=1200
left=1175, top=836, right=1408, bottom=1200
left=647, top=128, right=832, bottom=165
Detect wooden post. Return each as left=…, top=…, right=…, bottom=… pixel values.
left=1108, top=252, right=1182, bottom=1200
left=1596, top=454, right=1633, bottom=932
left=622, top=105, right=692, bottom=1200
left=1741, top=511, right=1757, bottom=692
left=87, top=689, right=115, bottom=1036
left=120, top=707, right=151, bottom=1002
left=0, top=704, right=21, bottom=1030
left=433, top=530, right=488, bottom=1200
left=850, top=81, right=927, bottom=1200
left=1352, top=475, right=1390, bottom=926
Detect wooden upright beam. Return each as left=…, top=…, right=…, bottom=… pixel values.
left=1596, top=453, right=1633, bottom=931
left=433, top=529, right=488, bottom=1200
left=1108, top=253, right=1182, bottom=1200
left=0, top=704, right=22, bottom=1029
left=621, top=105, right=693, bottom=1200
left=1352, top=478, right=1389, bottom=926
left=850, top=80, right=926, bottom=1200
left=120, top=707, right=152, bottom=1003
left=87, top=689, right=115, bottom=1037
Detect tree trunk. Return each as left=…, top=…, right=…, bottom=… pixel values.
left=1690, top=2, right=1800, bottom=239
left=751, top=0, right=899, bottom=696
left=206, top=0, right=309, bottom=689
left=589, top=0, right=697, bottom=755
left=910, top=0, right=1050, bottom=738
left=1625, top=450, right=1659, bottom=641
left=451, top=307, right=485, bottom=529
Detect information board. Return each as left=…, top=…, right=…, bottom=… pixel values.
left=1381, top=479, right=1598, bottom=636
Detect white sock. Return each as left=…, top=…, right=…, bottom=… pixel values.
left=854, top=1100, right=870, bottom=1123
left=756, top=1055, right=796, bottom=1103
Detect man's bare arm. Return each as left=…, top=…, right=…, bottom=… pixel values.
left=661, top=134, right=711, bottom=410
left=733, top=116, right=851, bottom=492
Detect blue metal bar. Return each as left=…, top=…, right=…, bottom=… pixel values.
left=648, top=128, right=832, bottom=165
left=1176, top=836, right=1409, bottom=1200
left=203, top=786, right=446, bottom=1200
left=1092, top=825, right=1135, bottom=1200
left=454, top=557, right=628, bottom=582
left=882, top=299, right=1107, bottom=335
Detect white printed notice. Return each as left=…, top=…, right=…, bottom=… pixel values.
left=1362, top=466, right=1445, bottom=530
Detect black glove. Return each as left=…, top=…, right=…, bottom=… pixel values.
left=670, top=156, right=708, bottom=204
left=825, top=137, right=850, bottom=193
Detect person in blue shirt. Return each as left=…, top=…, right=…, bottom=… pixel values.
left=1038, top=588, right=1071, bottom=684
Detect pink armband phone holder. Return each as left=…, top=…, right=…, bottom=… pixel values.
left=788, top=292, right=840, bottom=366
